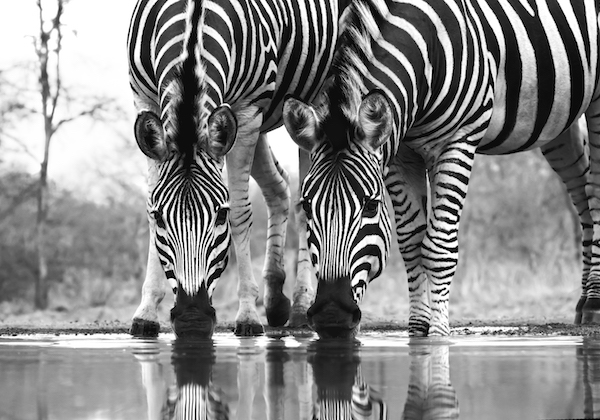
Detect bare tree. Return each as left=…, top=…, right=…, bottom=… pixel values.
left=30, top=0, right=112, bottom=309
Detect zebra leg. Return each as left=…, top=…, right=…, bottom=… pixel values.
left=424, top=141, right=478, bottom=336
left=540, top=120, right=591, bottom=324
left=131, top=220, right=166, bottom=337
left=228, top=118, right=264, bottom=336
left=386, top=146, right=430, bottom=336
left=583, top=101, right=600, bottom=323
left=290, top=149, right=314, bottom=327
left=130, top=102, right=167, bottom=337
left=251, top=134, right=291, bottom=327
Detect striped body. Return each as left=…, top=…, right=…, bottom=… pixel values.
left=128, top=0, right=339, bottom=131
left=127, top=0, right=345, bottom=337
left=283, top=0, right=600, bottom=337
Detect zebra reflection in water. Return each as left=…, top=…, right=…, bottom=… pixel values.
left=135, top=340, right=228, bottom=419
left=578, top=338, right=600, bottom=419
left=308, top=340, right=387, bottom=419
left=402, top=343, right=459, bottom=420
left=132, top=338, right=388, bottom=419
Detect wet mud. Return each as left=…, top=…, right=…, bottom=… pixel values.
left=2, top=320, right=600, bottom=337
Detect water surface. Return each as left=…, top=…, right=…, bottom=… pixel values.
left=0, top=332, right=592, bottom=419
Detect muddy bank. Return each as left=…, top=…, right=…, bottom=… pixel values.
left=2, top=319, right=600, bottom=337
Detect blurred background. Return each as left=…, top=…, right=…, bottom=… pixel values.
left=0, top=0, right=580, bottom=328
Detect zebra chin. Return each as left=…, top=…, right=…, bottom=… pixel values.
left=170, top=286, right=216, bottom=339
left=307, top=277, right=362, bottom=339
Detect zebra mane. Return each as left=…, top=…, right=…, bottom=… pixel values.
left=320, top=0, right=388, bottom=151
left=168, top=0, right=207, bottom=168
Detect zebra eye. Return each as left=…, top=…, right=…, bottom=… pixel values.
left=301, top=199, right=312, bottom=220
left=153, top=210, right=166, bottom=229
left=362, top=199, right=379, bottom=218
left=215, top=205, right=229, bottom=226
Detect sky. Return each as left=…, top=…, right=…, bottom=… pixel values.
left=0, top=0, right=297, bottom=200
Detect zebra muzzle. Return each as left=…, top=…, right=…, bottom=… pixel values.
left=307, top=277, right=362, bottom=338
left=170, top=285, right=217, bottom=338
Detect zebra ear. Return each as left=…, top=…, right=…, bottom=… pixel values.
left=356, top=90, right=393, bottom=153
left=134, top=110, right=168, bottom=161
left=206, top=104, right=237, bottom=158
left=283, top=96, right=320, bottom=152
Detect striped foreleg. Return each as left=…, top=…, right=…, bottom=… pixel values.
left=228, top=112, right=264, bottom=336
left=290, top=149, right=314, bottom=327
left=583, top=99, right=600, bottom=323
left=541, top=119, right=591, bottom=324
left=130, top=103, right=169, bottom=337
left=423, top=139, right=478, bottom=336
left=386, top=145, right=430, bottom=337
left=131, top=207, right=167, bottom=337
left=251, top=134, right=292, bottom=327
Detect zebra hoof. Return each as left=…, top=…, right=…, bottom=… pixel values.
left=582, top=298, right=600, bottom=324
left=575, top=296, right=587, bottom=325
left=289, top=310, right=309, bottom=328
left=408, top=322, right=430, bottom=338
left=130, top=318, right=160, bottom=337
left=234, top=322, right=265, bottom=336
left=266, top=294, right=291, bottom=327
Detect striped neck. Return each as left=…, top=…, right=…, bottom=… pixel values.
left=161, top=0, right=228, bottom=166
left=321, top=0, right=444, bottom=161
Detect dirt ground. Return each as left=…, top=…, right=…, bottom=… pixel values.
left=1, top=319, right=600, bottom=337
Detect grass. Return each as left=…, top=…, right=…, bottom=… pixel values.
left=0, top=152, right=585, bottom=329
left=0, top=247, right=580, bottom=330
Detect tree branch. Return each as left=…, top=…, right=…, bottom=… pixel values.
left=0, top=131, right=40, bottom=163
left=49, top=0, right=64, bottom=124
left=52, top=102, right=109, bottom=133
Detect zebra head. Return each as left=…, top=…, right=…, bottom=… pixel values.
left=134, top=105, right=237, bottom=338
left=283, top=90, right=393, bottom=338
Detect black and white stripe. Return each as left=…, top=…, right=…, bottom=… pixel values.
left=128, top=0, right=348, bottom=336
left=284, top=0, right=600, bottom=337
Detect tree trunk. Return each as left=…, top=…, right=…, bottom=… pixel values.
left=34, top=121, right=51, bottom=310
left=34, top=0, right=57, bottom=310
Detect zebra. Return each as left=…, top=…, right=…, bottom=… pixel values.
left=127, top=0, right=351, bottom=337
left=282, top=0, right=600, bottom=337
